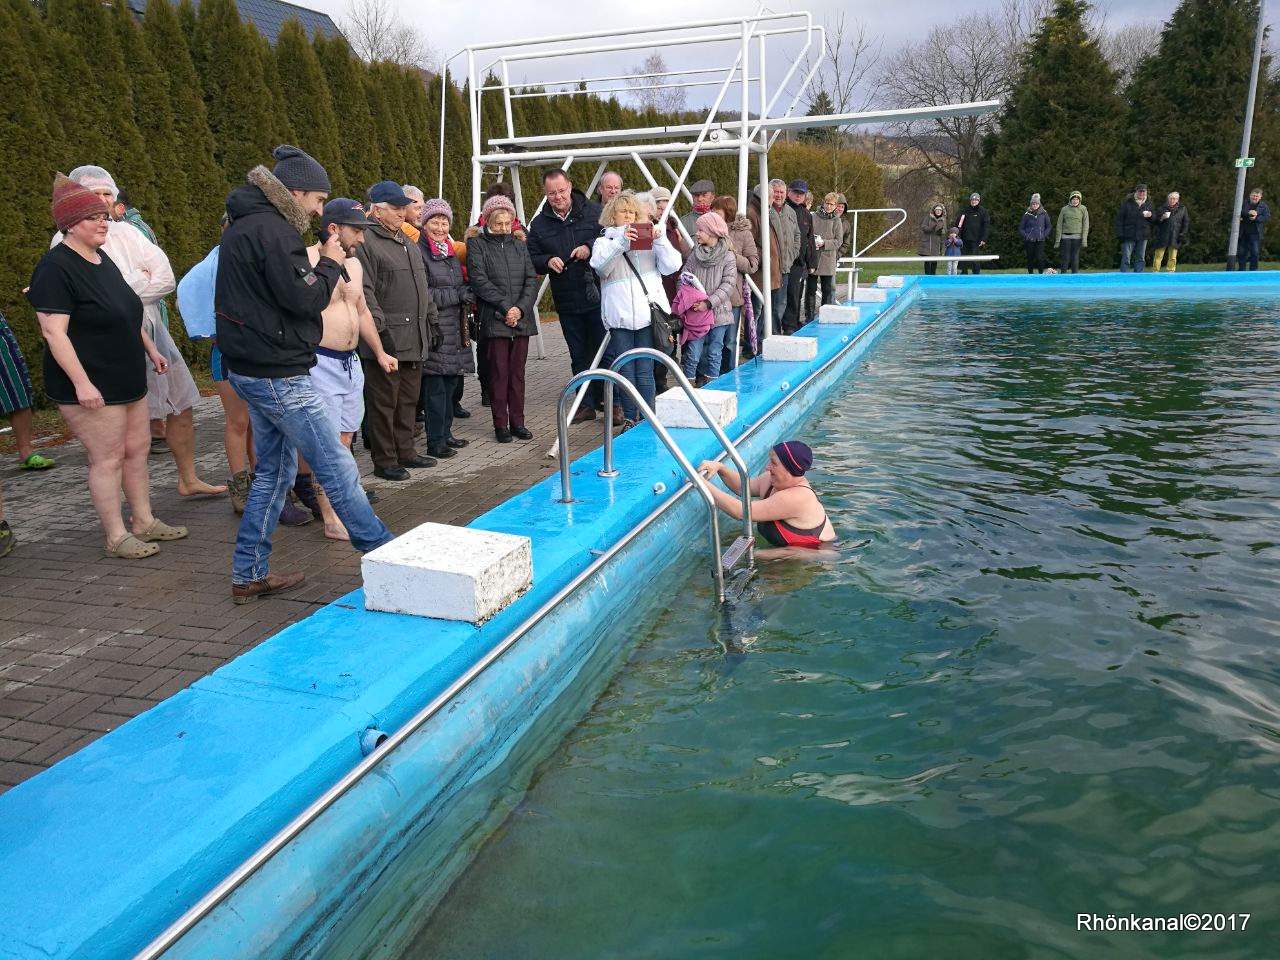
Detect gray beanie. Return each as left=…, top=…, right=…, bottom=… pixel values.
left=1030, top=192, right=1041, bottom=204
left=271, top=145, right=330, bottom=193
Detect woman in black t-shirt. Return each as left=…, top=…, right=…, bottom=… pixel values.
left=26, top=175, right=188, bottom=559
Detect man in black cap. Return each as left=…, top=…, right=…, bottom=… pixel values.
left=784, top=179, right=817, bottom=333
left=1115, top=183, right=1154, bottom=272
left=216, top=146, right=393, bottom=603
left=356, top=180, right=441, bottom=481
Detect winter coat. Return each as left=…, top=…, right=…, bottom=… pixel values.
left=1240, top=199, right=1271, bottom=239
left=214, top=165, right=342, bottom=378
left=956, top=204, right=990, bottom=245
left=1151, top=203, right=1190, bottom=249
left=661, top=217, right=688, bottom=304
left=787, top=197, right=818, bottom=271
left=812, top=208, right=845, bottom=276
left=419, top=236, right=476, bottom=377
left=747, top=191, right=782, bottom=292
left=1019, top=208, right=1052, bottom=243
left=525, top=188, right=603, bottom=315
left=590, top=225, right=682, bottom=331
left=1055, top=202, right=1090, bottom=245
left=466, top=230, right=539, bottom=340
left=725, top=215, right=760, bottom=306
left=917, top=209, right=947, bottom=256
left=1115, top=194, right=1155, bottom=242
left=355, top=220, right=438, bottom=363
left=680, top=243, right=738, bottom=328
left=774, top=200, right=800, bottom=270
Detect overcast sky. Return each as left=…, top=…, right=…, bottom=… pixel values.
left=304, top=0, right=1271, bottom=106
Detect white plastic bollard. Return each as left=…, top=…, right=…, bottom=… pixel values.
left=654, top=387, right=737, bottom=428
left=875, top=275, right=905, bottom=288
left=761, top=335, right=818, bottom=361
left=362, top=523, right=532, bottom=624
left=852, top=287, right=888, bottom=303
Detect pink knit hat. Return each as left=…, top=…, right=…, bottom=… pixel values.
left=695, top=211, right=729, bottom=239
left=421, top=198, right=453, bottom=223
left=481, top=194, right=516, bottom=220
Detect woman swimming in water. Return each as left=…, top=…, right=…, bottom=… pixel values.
left=698, top=440, right=837, bottom=551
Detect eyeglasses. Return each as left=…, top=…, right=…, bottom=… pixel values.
left=84, top=214, right=110, bottom=223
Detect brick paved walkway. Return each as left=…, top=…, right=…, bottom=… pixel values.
left=0, top=326, right=596, bottom=792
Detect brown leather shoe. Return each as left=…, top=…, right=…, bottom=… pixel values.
left=612, top=405, right=625, bottom=427
left=571, top=405, right=597, bottom=424
left=232, top=571, right=305, bottom=605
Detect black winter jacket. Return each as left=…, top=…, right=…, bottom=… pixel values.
left=1240, top=199, right=1271, bottom=239
left=419, top=238, right=476, bottom=378
left=1115, top=195, right=1155, bottom=241
left=466, top=231, right=539, bottom=340
left=526, top=189, right=602, bottom=315
left=1151, top=203, right=1190, bottom=249
left=786, top=197, right=818, bottom=270
left=214, top=166, right=342, bottom=378
left=956, top=203, right=991, bottom=245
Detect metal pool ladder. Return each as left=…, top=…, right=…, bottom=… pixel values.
left=555, top=355, right=754, bottom=603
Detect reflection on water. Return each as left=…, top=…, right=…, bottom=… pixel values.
left=402, top=298, right=1280, bottom=959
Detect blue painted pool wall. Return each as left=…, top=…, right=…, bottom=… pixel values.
left=0, top=282, right=917, bottom=960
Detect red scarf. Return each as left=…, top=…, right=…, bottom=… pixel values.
left=692, top=199, right=712, bottom=215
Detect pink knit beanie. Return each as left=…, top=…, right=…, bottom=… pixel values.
left=422, top=198, right=453, bottom=224
left=695, top=211, right=729, bottom=239
left=481, top=194, right=516, bottom=220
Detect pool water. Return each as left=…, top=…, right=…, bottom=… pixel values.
left=398, top=298, right=1280, bottom=958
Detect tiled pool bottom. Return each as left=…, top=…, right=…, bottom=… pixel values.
left=365, top=296, right=1280, bottom=958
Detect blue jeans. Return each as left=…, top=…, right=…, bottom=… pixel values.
left=682, top=323, right=731, bottom=381
left=1243, top=235, right=1262, bottom=270
left=604, top=326, right=656, bottom=421
left=770, top=275, right=789, bottom=333
left=1119, top=239, right=1147, bottom=272
left=229, top=372, right=392, bottom=584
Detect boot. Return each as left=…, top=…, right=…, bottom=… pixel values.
left=293, top=472, right=323, bottom=519
left=278, top=489, right=313, bottom=526
left=228, top=470, right=251, bottom=515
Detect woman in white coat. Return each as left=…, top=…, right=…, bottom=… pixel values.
left=589, top=192, right=682, bottom=425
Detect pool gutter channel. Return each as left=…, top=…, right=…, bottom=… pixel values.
left=132, top=285, right=917, bottom=960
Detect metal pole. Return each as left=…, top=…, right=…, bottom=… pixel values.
left=600, top=380, right=616, bottom=477
left=437, top=61, right=449, bottom=197
left=758, top=33, right=772, bottom=341
left=1226, top=0, right=1267, bottom=270
left=738, top=18, right=751, bottom=216
left=467, top=49, right=482, bottom=223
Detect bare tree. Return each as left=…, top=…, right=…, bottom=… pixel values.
left=877, top=0, right=1053, bottom=189
left=808, top=12, right=882, bottom=116
left=1099, top=21, right=1162, bottom=85
left=341, top=0, right=436, bottom=70
left=625, top=53, right=688, bottom=115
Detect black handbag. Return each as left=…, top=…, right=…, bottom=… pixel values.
left=622, top=252, right=681, bottom=356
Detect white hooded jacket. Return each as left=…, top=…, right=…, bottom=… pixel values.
left=589, top=225, right=682, bottom=331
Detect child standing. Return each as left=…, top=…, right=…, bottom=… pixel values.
left=944, top=227, right=963, bottom=276
left=678, top=213, right=738, bottom=385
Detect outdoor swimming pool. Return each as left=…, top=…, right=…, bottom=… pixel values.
left=364, top=295, right=1279, bottom=957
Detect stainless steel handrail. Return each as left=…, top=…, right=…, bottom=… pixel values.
left=609, top=347, right=753, bottom=566
left=130, top=268, right=911, bottom=960
left=555, top=369, right=726, bottom=601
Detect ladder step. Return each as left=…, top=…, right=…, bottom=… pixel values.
left=721, top=536, right=751, bottom=572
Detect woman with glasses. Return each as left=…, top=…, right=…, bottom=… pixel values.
left=26, top=175, right=186, bottom=559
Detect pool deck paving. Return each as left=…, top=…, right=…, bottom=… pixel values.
left=0, top=327, right=591, bottom=793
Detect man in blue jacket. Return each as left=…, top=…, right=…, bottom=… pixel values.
left=216, top=145, right=392, bottom=603
left=527, top=170, right=607, bottom=422
left=1239, top=187, right=1271, bottom=270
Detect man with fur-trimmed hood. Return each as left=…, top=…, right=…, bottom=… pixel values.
left=215, top=145, right=392, bottom=604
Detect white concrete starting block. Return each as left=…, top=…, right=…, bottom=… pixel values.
left=655, top=387, right=737, bottom=428
left=818, top=304, right=863, bottom=324
left=362, top=523, right=532, bottom=624
left=851, top=287, right=888, bottom=303
left=761, top=335, right=818, bottom=362
left=875, top=275, right=905, bottom=288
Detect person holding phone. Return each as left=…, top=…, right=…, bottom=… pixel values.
left=216, top=146, right=393, bottom=603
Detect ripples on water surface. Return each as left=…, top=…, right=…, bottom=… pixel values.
left=407, top=298, right=1280, bottom=959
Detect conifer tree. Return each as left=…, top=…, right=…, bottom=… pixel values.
left=1126, top=0, right=1280, bottom=262
left=253, top=30, right=298, bottom=148
left=0, top=0, right=61, bottom=398
left=315, top=34, right=382, bottom=193
left=112, top=0, right=187, bottom=258
left=191, top=0, right=282, bottom=187
left=46, top=0, right=157, bottom=212
left=274, top=21, right=344, bottom=192
left=972, top=0, right=1126, bottom=268
left=143, top=0, right=225, bottom=250
left=7, top=0, right=67, bottom=148
left=176, top=0, right=197, bottom=47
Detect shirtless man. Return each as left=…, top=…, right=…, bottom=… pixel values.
left=299, top=199, right=398, bottom=540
